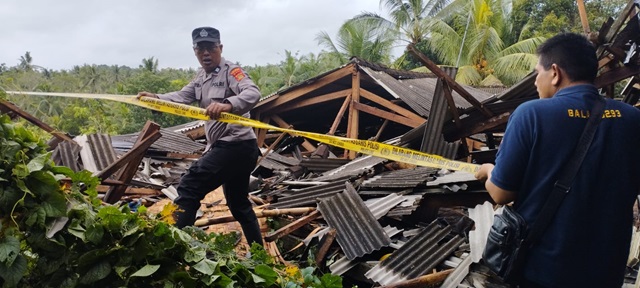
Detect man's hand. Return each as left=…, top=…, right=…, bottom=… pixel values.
left=206, top=102, right=233, bottom=119
left=136, top=91, right=158, bottom=100
left=475, top=163, right=495, bottom=182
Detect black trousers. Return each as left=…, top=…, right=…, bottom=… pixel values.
left=174, top=139, right=262, bottom=246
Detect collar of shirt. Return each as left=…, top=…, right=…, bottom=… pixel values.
left=554, top=84, right=598, bottom=99
left=203, top=57, right=227, bottom=82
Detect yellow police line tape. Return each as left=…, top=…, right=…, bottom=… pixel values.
left=6, top=91, right=480, bottom=174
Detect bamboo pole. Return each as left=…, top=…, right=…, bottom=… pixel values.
left=195, top=207, right=316, bottom=226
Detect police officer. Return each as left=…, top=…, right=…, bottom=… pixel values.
left=137, top=27, right=262, bottom=246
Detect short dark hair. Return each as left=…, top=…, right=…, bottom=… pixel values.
left=536, top=33, right=598, bottom=83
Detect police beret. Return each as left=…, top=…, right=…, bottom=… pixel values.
left=192, top=27, right=220, bottom=44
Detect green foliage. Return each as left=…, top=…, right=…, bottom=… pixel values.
left=0, top=114, right=341, bottom=287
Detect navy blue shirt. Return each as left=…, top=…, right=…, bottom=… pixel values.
left=491, top=84, right=640, bottom=287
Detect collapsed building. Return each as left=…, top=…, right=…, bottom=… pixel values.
left=2, top=1, right=640, bottom=287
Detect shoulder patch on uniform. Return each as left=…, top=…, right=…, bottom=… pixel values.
left=230, top=67, right=246, bottom=82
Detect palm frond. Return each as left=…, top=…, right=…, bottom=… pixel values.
left=492, top=53, right=538, bottom=85
left=496, top=37, right=545, bottom=57
left=455, top=65, right=483, bottom=85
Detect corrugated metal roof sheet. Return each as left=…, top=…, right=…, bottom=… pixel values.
left=266, top=152, right=301, bottom=166
left=258, top=157, right=289, bottom=171
left=111, top=128, right=205, bottom=154
left=419, top=67, right=460, bottom=159
left=361, top=167, right=438, bottom=189
left=313, top=154, right=385, bottom=181
left=86, top=133, right=118, bottom=172
left=270, top=180, right=347, bottom=209
left=51, top=141, right=82, bottom=172
left=363, top=193, right=406, bottom=219
left=365, top=220, right=466, bottom=285
left=329, top=225, right=404, bottom=276
left=300, top=158, right=351, bottom=173
left=164, top=120, right=206, bottom=133
left=360, top=67, right=494, bottom=117
left=426, top=171, right=477, bottom=186
left=317, top=182, right=391, bottom=260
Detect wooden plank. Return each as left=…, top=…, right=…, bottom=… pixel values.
left=256, top=65, right=354, bottom=111
left=360, top=89, right=425, bottom=122
left=0, top=99, right=74, bottom=143
left=264, top=210, right=320, bottom=242
left=328, top=94, right=351, bottom=135
left=346, top=67, right=360, bottom=159
left=353, top=101, right=425, bottom=128
left=269, top=89, right=350, bottom=114
left=407, top=44, right=494, bottom=117
left=270, top=115, right=316, bottom=152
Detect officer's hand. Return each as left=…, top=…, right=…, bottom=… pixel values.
left=474, top=163, right=495, bottom=182
left=137, top=92, right=158, bottom=100
left=206, top=102, right=233, bottom=119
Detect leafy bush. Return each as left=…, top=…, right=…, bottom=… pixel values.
left=0, top=114, right=341, bottom=288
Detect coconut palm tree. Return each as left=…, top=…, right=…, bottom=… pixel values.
left=140, top=57, right=159, bottom=74
left=426, top=0, right=544, bottom=85
left=316, top=16, right=398, bottom=65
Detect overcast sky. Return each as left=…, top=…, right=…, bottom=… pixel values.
left=1, top=0, right=396, bottom=71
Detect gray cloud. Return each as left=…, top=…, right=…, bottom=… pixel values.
left=1, top=0, right=387, bottom=70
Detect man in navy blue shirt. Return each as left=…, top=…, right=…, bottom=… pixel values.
left=475, top=33, right=640, bottom=287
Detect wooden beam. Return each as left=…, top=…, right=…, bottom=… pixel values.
left=372, top=119, right=389, bottom=142
left=441, top=80, right=462, bottom=128
left=256, top=130, right=289, bottom=166
left=102, top=121, right=161, bottom=203
left=264, top=210, right=320, bottom=242
left=360, top=89, right=426, bottom=122
left=599, top=0, right=638, bottom=47
left=95, top=130, right=160, bottom=182
left=256, top=65, right=354, bottom=111
left=328, top=94, right=351, bottom=135
left=346, top=67, right=361, bottom=159
left=407, top=44, right=493, bottom=118
left=269, top=89, right=350, bottom=114
left=577, top=0, right=591, bottom=34
left=595, top=65, right=640, bottom=88
left=270, top=115, right=316, bottom=152
left=0, top=99, right=75, bottom=143
left=256, top=116, right=270, bottom=147
left=445, top=112, right=511, bottom=140
left=353, top=101, right=425, bottom=128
